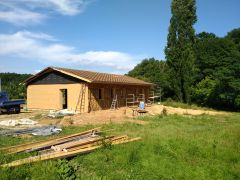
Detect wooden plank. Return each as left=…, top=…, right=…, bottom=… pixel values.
left=1, top=136, right=141, bottom=168
left=51, top=136, right=102, bottom=152
left=27, top=133, right=98, bottom=153
left=112, top=137, right=142, bottom=145
left=0, top=127, right=101, bottom=154
left=65, top=135, right=128, bottom=152
left=52, top=135, right=122, bottom=152
left=1, top=146, right=98, bottom=168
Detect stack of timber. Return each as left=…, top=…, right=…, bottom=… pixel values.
left=0, top=127, right=141, bottom=168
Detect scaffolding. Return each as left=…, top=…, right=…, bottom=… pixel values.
left=126, top=94, right=136, bottom=107
left=126, top=93, right=146, bottom=107
left=148, top=87, right=163, bottom=104
left=137, top=94, right=145, bottom=102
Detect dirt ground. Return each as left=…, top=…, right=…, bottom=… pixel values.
left=0, top=104, right=228, bottom=129
left=0, top=110, right=48, bottom=121
left=39, top=107, right=149, bottom=126
left=147, top=105, right=227, bottom=116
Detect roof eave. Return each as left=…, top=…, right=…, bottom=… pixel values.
left=23, top=67, right=92, bottom=85
left=52, top=67, right=92, bottom=83
left=90, top=81, right=154, bottom=86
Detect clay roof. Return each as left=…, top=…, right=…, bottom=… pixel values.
left=24, top=67, right=153, bottom=86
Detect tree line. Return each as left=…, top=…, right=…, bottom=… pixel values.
left=0, top=73, right=32, bottom=99
left=128, top=0, right=240, bottom=111
left=128, top=29, right=240, bottom=111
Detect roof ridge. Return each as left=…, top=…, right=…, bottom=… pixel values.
left=53, top=67, right=125, bottom=77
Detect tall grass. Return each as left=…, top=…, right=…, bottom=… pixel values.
left=0, top=113, right=239, bottom=179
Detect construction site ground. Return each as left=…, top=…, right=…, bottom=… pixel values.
left=0, top=104, right=228, bottom=128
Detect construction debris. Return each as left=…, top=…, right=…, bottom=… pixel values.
left=31, top=126, right=62, bottom=136
left=48, top=109, right=76, bottom=118
left=0, top=125, right=62, bottom=136
left=0, top=119, right=38, bottom=127
left=0, top=127, right=141, bottom=168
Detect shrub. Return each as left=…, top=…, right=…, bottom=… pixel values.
left=56, top=159, right=76, bottom=180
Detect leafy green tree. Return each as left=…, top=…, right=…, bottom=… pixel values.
left=165, top=0, right=197, bottom=103
left=194, top=32, right=240, bottom=110
left=192, top=77, right=218, bottom=106
left=127, top=58, right=172, bottom=97
left=226, top=28, right=240, bottom=50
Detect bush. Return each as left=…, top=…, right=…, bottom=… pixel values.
left=234, top=95, right=240, bottom=109
left=56, top=159, right=76, bottom=180
left=192, top=77, right=218, bottom=106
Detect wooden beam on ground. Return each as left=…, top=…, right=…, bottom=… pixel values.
left=51, top=136, right=103, bottom=152
left=1, top=136, right=141, bottom=168
left=65, top=135, right=129, bottom=152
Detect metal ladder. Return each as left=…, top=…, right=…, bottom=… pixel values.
left=110, top=95, right=118, bottom=110
left=75, top=84, right=86, bottom=113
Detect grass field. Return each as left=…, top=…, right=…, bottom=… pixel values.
left=0, top=113, right=240, bottom=179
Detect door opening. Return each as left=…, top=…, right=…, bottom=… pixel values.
left=60, top=89, right=68, bottom=109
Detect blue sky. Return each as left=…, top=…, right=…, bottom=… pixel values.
left=0, top=0, right=239, bottom=74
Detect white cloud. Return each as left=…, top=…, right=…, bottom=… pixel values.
left=44, top=0, right=90, bottom=15
left=0, top=31, right=139, bottom=72
left=0, top=0, right=91, bottom=25
left=16, top=31, right=57, bottom=41
left=0, top=3, right=46, bottom=26
left=21, top=0, right=91, bottom=15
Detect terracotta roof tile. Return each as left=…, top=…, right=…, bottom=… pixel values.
left=55, top=67, right=153, bottom=86
left=24, top=67, right=153, bottom=86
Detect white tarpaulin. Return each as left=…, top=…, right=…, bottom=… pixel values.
left=48, top=109, right=76, bottom=118
left=0, top=119, right=38, bottom=126
left=0, top=125, right=62, bottom=136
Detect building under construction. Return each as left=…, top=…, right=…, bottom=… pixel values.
left=24, top=67, right=153, bottom=113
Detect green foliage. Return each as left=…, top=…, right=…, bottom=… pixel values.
left=234, top=95, right=240, bottom=108
left=0, top=73, right=32, bottom=99
left=165, top=0, right=197, bottom=103
left=128, top=29, right=239, bottom=111
left=56, top=159, right=77, bottom=180
left=194, top=31, right=240, bottom=110
left=192, top=77, right=218, bottom=106
left=127, top=58, right=172, bottom=97
left=226, top=28, right=240, bottom=50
